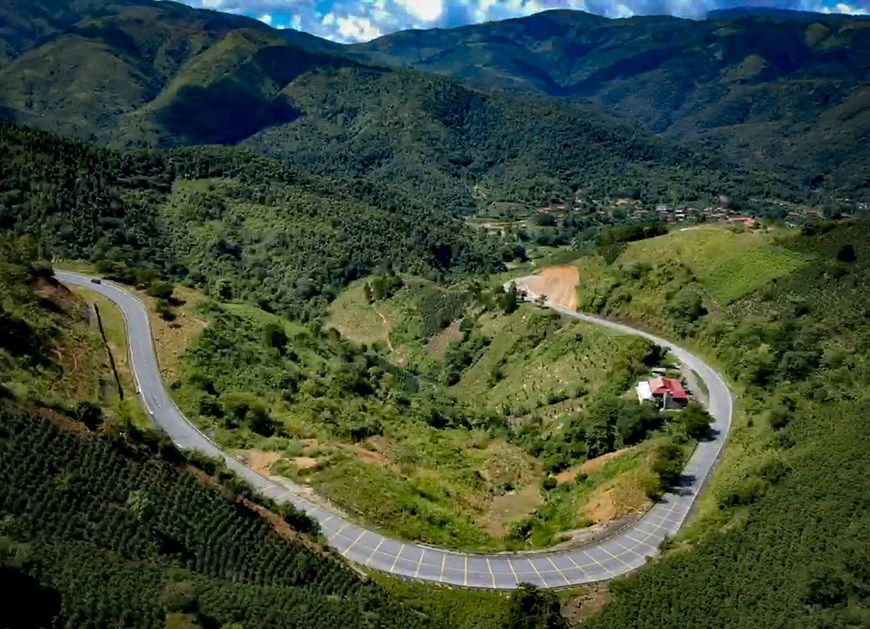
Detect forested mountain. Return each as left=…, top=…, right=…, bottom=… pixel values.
left=0, top=0, right=785, bottom=211
left=0, top=124, right=506, bottom=319
left=351, top=9, right=870, bottom=197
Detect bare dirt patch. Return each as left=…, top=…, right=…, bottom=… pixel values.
left=581, top=469, right=651, bottom=524
left=373, top=307, right=394, bottom=352
left=478, top=483, right=544, bottom=538
left=556, top=448, right=633, bottom=484
left=292, top=457, right=320, bottom=470
left=237, top=449, right=282, bottom=476
left=35, top=275, right=78, bottom=314
left=525, top=265, right=580, bottom=310
left=342, top=437, right=394, bottom=468
left=426, top=318, right=463, bottom=359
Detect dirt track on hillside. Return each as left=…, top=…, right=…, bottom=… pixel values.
left=524, top=265, right=580, bottom=310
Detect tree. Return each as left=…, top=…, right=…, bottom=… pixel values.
left=263, top=322, right=288, bottom=354
left=652, top=444, right=684, bottom=490
left=680, top=403, right=713, bottom=440
left=505, top=583, right=569, bottom=629
left=147, top=281, right=175, bottom=301
left=155, top=299, right=176, bottom=321
left=501, top=283, right=520, bottom=315
left=836, top=244, right=856, bottom=263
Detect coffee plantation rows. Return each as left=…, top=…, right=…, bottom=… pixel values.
left=0, top=404, right=426, bottom=628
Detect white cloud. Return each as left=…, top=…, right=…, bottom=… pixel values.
left=397, top=0, right=445, bottom=22
left=829, top=2, right=869, bottom=14
left=335, top=14, right=383, bottom=41
left=179, top=1, right=870, bottom=42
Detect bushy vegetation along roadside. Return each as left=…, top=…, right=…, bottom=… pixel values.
left=0, top=123, right=509, bottom=321
left=167, top=276, right=710, bottom=551
left=583, top=221, right=870, bottom=628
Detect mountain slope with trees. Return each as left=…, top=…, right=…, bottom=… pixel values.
left=351, top=9, right=870, bottom=198
left=558, top=221, right=870, bottom=628
left=0, top=123, right=508, bottom=319
left=0, top=0, right=781, bottom=211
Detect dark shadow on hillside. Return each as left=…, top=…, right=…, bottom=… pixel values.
left=0, top=567, right=62, bottom=629
left=155, top=79, right=301, bottom=145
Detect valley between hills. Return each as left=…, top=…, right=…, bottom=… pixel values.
left=0, top=2, right=868, bottom=628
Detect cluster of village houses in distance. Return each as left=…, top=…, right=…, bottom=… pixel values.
left=474, top=192, right=867, bottom=232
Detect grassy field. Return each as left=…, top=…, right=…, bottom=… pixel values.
left=618, top=227, right=810, bottom=304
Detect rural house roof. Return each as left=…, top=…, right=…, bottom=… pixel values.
left=649, top=377, right=688, bottom=400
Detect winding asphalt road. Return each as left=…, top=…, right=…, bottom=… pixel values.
left=57, top=271, right=732, bottom=590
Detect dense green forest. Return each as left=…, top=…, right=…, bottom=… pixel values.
left=352, top=9, right=870, bottom=200
left=0, top=0, right=791, bottom=212
left=0, top=123, right=507, bottom=319
left=582, top=222, right=870, bottom=627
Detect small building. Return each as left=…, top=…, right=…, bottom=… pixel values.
left=729, top=217, right=757, bottom=227
left=636, top=377, right=688, bottom=410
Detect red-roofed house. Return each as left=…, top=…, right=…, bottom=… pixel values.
left=729, top=217, right=757, bottom=227
left=636, top=377, right=689, bottom=410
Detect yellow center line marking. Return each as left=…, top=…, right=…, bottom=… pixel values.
left=390, top=545, right=405, bottom=572
left=546, top=556, right=571, bottom=586
left=599, top=545, right=633, bottom=569
left=567, top=553, right=591, bottom=580
left=463, top=556, right=468, bottom=587
left=328, top=522, right=348, bottom=541
left=342, top=531, right=366, bottom=557
left=486, top=558, right=495, bottom=588
left=414, top=550, right=426, bottom=578
left=365, top=538, right=385, bottom=567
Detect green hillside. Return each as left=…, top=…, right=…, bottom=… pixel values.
left=351, top=9, right=870, bottom=199
left=580, top=220, right=870, bottom=628
left=0, top=234, right=434, bottom=628
left=0, top=0, right=778, bottom=211
left=154, top=276, right=701, bottom=551
left=0, top=233, right=120, bottom=410
left=0, top=123, right=505, bottom=319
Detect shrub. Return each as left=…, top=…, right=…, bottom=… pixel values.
left=155, top=299, right=176, bottom=321
left=719, top=476, right=768, bottom=507
left=836, top=244, right=856, bottom=263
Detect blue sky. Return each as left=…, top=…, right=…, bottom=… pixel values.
left=182, top=1, right=870, bottom=42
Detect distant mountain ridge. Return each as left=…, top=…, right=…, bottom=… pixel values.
left=0, top=0, right=768, bottom=212
left=349, top=8, right=870, bottom=197
left=0, top=1, right=866, bottom=200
